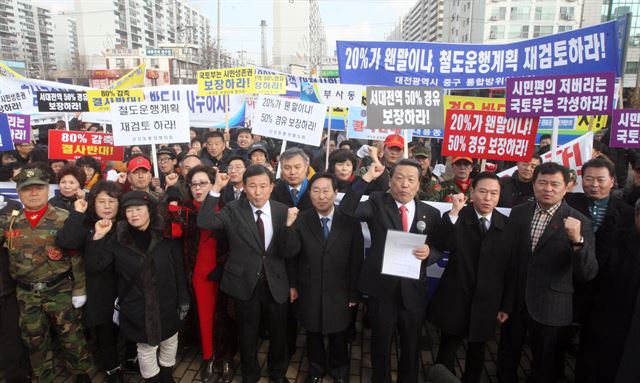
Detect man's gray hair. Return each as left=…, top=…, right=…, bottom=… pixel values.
left=280, top=147, right=309, bottom=164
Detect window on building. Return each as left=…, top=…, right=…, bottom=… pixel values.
left=115, top=58, right=125, bottom=69
left=508, top=25, right=529, bottom=39
left=559, top=7, right=575, bottom=21
left=490, top=25, right=505, bottom=39
left=625, top=61, right=639, bottom=74
left=533, top=25, right=553, bottom=37
left=534, top=6, right=555, bottom=21
left=558, top=25, right=573, bottom=33
left=510, top=6, right=530, bottom=21
left=490, top=7, right=507, bottom=21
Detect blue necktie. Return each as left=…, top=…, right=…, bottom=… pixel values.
left=321, top=217, right=330, bottom=240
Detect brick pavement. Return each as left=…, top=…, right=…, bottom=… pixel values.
left=8, top=307, right=577, bottom=383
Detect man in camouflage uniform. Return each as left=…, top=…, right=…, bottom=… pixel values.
left=0, top=164, right=92, bottom=383
left=433, top=157, right=474, bottom=202
left=412, top=145, right=439, bottom=201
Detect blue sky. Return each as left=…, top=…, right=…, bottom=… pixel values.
left=36, top=0, right=416, bottom=65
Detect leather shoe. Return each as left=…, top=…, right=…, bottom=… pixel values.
left=75, top=374, right=92, bottom=383
left=200, top=359, right=217, bottom=383
left=218, top=360, right=234, bottom=383
left=159, top=366, right=177, bottom=383
left=306, top=377, right=321, bottom=383
left=106, top=368, right=125, bottom=383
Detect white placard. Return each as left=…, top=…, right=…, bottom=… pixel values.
left=301, top=82, right=364, bottom=108
left=252, top=95, right=327, bottom=147
left=381, top=230, right=427, bottom=280
left=110, top=100, right=190, bottom=146
left=0, top=91, right=31, bottom=114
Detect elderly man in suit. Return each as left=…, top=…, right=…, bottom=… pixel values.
left=284, top=172, right=363, bottom=383
left=340, top=159, right=442, bottom=383
left=496, top=162, right=598, bottom=383
left=428, top=172, right=519, bottom=383
left=197, top=165, right=299, bottom=383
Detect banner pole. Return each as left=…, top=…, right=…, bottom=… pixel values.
left=64, top=112, right=69, bottom=131
left=151, top=144, right=159, bottom=180
left=224, top=94, right=230, bottom=148
left=276, top=140, right=287, bottom=179
left=551, top=117, right=559, bottom=163
left=325, top=107, right=333, bottom=171
left=403, top=129, right=409, bottom=159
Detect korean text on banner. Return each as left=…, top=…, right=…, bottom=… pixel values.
left=109, top=63, right=145, bottom=90
left=0, top=115, right=16, bottom=151
left=4, top=114, right=30, bottom=143
left=346, top=107, right=411, bottom=141
left=197, top=67, right=286, bottom=96
left=48, top=131, right=124, bottom=161
left=367, top=87, right=444, bottom=130
left=610, top=109, right=640, bottom=148
left=0, top=91, right=30, bottom=114
left=300, top=82, right=364, bottom=107
left=87, top=89, right=145, bottom=112
left=442, top=109, right=539, bottom=162
left=253, top=66, right=340, bottom=97
left=37, top=91, right=89, bottom=113
left=337, top=20, right=622, bottom=89
left=251, top=95, right=327, bottom=146
left=110, top=100, right=191, bottom=146
left=506, top=72, right=615, bottom=118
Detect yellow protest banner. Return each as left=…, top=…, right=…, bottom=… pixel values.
left=109, top=63, right=145, bottom=89
left=197, top=67, right=286, bottom=96
left=253, top=74, right=286, bottom=95
left=86, top=89, right=145, bottom=112
left=0, top=63, right=24, bottom=78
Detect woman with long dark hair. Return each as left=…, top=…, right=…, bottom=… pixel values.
left=166, top=165, right=221, bottom=382
left=86, top=191, right=190, bottom=383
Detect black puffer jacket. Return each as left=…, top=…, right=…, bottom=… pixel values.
left=85, top=221, right=189, bottom=345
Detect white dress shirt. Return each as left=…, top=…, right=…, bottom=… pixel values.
left=251, top=201, right=273, bottom=251
left=395, top=199, right=416, bottom=231
left=449, top=209, right=493, bottom=228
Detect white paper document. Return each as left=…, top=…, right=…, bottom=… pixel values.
left=381, top=230, right=427, bottom=280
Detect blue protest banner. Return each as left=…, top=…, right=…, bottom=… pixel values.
left=338, top=20, right=623, bottom=89
left=0, top=114, right=16, bottom=151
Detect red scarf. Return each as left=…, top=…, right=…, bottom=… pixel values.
left=24, top=205, right=48, bottom=228
left=454, top=178, right=472, bottom=193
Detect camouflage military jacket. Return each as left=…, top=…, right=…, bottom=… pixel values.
left=432, top=178, right=472, bottom=203
left=0, top=205, right=72, bottom=283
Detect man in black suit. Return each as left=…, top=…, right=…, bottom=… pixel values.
left=270, top=147, right=313, bottom=355
left=284, top=173, right=363, bottom=382
left=567, top=158, right=636, bottom=381
left=427, top=172, right=519, bottom=383
left=497, top=162, right=598, bottom=383
left=197, top=165, right=299, bottom=383
left=220, top=156, right=247, bottom=205
left=340, top=159, right=442, bottom=383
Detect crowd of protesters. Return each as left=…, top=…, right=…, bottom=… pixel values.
left=0, top=122, right=638, bottom=383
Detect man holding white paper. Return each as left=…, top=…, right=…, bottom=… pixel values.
left=340, top=159, right=442, bottom=383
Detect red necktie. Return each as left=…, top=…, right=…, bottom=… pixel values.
left=399, top=205, right=408, bottom=232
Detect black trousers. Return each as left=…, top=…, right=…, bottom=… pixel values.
left=306, top=330, right=349, bottom=379
left=368, top=296, right=425, bottom=383
left=235, top=279, right=289, bottom=383
left=0, top=293, right=30, bottom=383
left=497, top=309, right=562, bottom=383
left=436, top=332, right=485, bottom=383
left=93, top=322, right=136, bottom=371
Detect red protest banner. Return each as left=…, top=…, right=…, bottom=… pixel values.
left=442, top=109, right=539, bottom=162
left=48, top=130, right=124, bottom=161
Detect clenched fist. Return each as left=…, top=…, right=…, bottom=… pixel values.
left=212, top=172, right=230, bottom=193
left=563, top=216, right=582, bottom=244
left=93, top=219, right=113, bottom=240
left=74, top=198, right=88, bottom=214
left=286, top=207, right=299, bottom=227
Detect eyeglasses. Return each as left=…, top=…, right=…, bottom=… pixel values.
left=158, top=157, right=172, bottom=163
left=189, top=181, right=210, bottom=189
